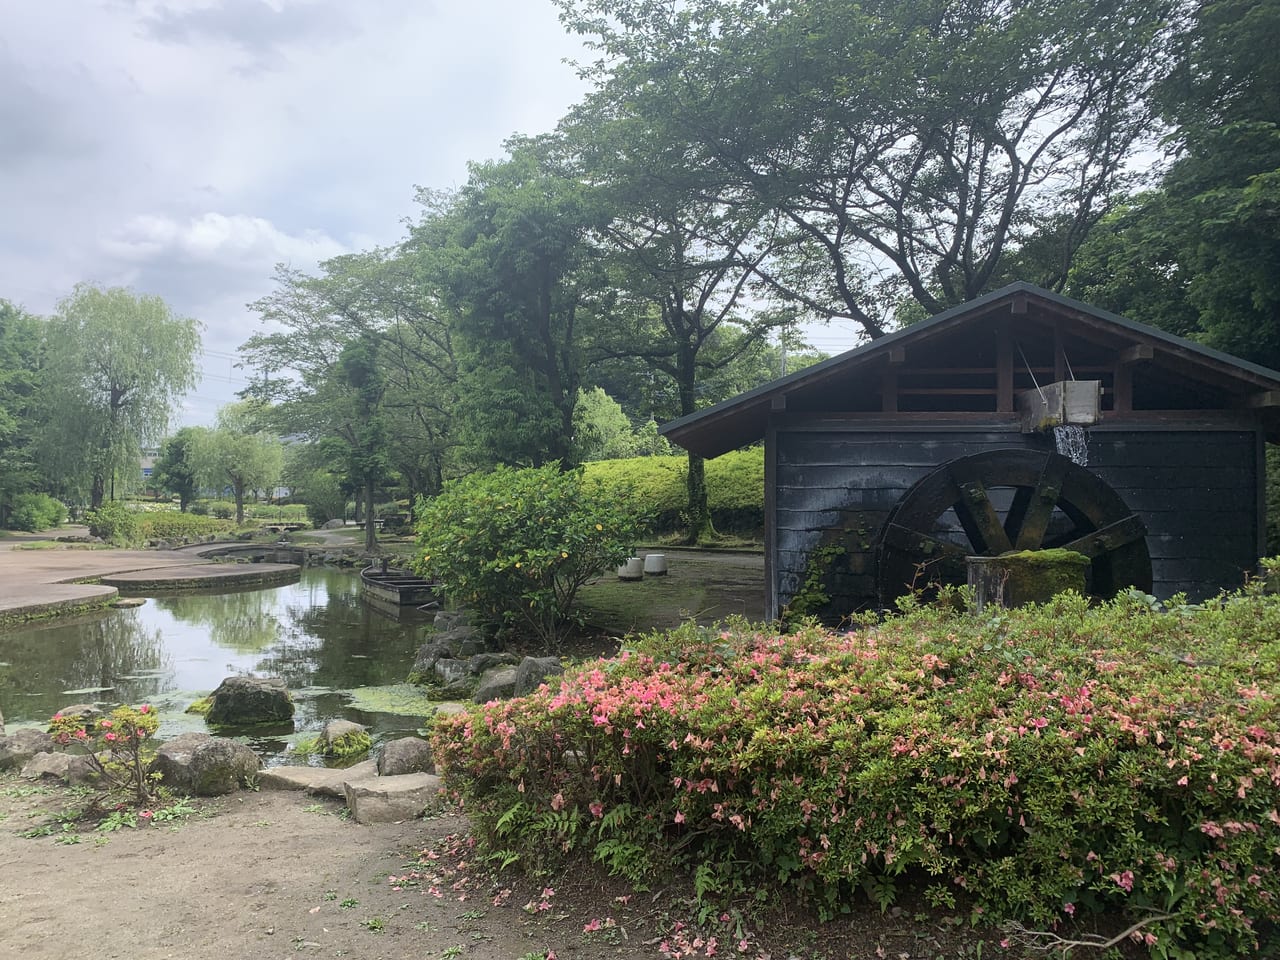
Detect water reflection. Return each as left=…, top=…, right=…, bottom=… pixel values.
left=0, top=570, right=427, bottom=758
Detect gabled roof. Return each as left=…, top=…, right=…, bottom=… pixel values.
left=661, top=282, right=1280, bottom=458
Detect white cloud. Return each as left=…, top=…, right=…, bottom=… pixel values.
left=0, top=0, right=589, bottom=425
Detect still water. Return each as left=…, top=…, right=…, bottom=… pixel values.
left=0, top=569, right=433, bottom=763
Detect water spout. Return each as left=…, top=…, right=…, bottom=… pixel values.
left=1053, top=424, right=1089, bottom=466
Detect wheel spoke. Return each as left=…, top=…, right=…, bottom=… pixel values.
left=881, top=522, right=968, bottom=561
left=1059, top=514, right=1147, bottom=559
left=952, top=479, right=1013, bottom=555
left=1008, top=457, right=1067, bottom=550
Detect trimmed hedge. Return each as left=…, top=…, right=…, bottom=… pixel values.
left=433, top=586, right=1280, bottom=957
left=583, top=448, right=764, bottom=535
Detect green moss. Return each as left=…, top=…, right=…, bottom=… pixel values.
left=185, top=697, right=213, bottom=716
left=346, top=684, right=441, bottom=717
left=330, top=731, right=372, bottom=757
left=988, top=548, right=1090, bottom=607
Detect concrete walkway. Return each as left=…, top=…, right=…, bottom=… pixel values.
left=0, top=527, right=300, bottom=620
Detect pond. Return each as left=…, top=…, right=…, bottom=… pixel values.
left=0, top=569, right=442, bottom=764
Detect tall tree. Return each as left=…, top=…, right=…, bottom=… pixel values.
left=0, top=300, right=43, bottom=524
left=1069, top=0, right=1280, bottom=369
left=560, top=94, right=785, bottom=538
left=151, top=426, right=203, bottom=512
left=39, top=285, right=200, bottom=508
left=242, top=248, right=460, bottom=524
left=409, top=136, right=608, bottom=468
left=190, top=402, right=284, bottom=525
left=556, top=0, right=1175, bottom=336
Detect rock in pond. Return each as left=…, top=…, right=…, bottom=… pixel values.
left=148, top=732, right=262, bottom=796
left=321, top=719, right=371, bottom=757
left=377, top=736, right=434, bottom=776
left=204, top=675, right=294, bottom=727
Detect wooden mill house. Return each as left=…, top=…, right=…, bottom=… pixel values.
left=661, top=283, right=1280, bottom=621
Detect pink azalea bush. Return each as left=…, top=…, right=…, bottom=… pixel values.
left=49, top=703, right=161, bottom=805
left=432, top=588, right=1280, bottom=957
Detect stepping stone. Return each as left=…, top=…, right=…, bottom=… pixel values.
left=258, top=759, right=377, bottom=797
left=342, top=772, right=442, bottom=824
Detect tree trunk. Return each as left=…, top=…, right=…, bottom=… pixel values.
left=364, top=477, right=378, bottom=553
left=91, top=473, right=105, bottom=510
left=233, top=482, right=245, bottom=526
left=683, top=454, right=715, bottom=545
left=677, top=340, right=715, bottom=544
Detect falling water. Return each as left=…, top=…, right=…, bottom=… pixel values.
left=1053, top=424, right=1089, bottom=466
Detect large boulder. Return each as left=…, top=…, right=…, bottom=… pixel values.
left=20, top=751, right=99, bottom=786
left=0, top=728, right=55, bottom=771
left=322, top=518, right=345, bottom=530
left=412, top=640, right=455, bottom=676
left=514, top=657, right=565, bottom=697
left=204, top=676, right=294, bottom=727
left=472, top=666, right=518, bottom=704
left=468, top=652, right=520, bottom=676
left=148, top=732, right=262, bottom=796
left=377, top=736, right=434, bottom=776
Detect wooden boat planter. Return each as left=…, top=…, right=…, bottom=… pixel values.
left=359, top=564, right=441, bottom=607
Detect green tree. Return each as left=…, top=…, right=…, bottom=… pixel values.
left=1069, top=0, right=1280, bottom=369
left=38, top=285, right=201, bottom=508
left=243, top=248, right=460, bottom=534
left=191, top=402, right=284, bottom=525
left=556, top=0, right=1175, bottom=335
left=409, top=137, right=608, bottom=468
left=0, top=300, right=43, bottom=526
left=151, top=426, right=203, bottom=512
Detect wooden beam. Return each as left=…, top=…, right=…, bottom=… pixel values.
left=771, top=395, right=787, bottom=412
left=1113, top=361, right=1133, bottom=414
left=888, top=346, right=907, bottom=365
left=997, top=322, right=1014, bottom=412
left=880, top=368, right=898, bottom=413
left=1246, top=390, right=1280, bottom=408
left=1119, top=344, right=1154, bottom=364
left=1053, top=319, right=1065, bottom=382
left=1011, top=293, right=1028, bottom=315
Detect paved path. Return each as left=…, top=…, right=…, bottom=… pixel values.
left=0, top=528, right=299, bottom=620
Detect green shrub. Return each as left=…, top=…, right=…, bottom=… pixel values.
left=207, top=500, right=234, bottom=520
left=138, top=511, right=229, bottom=541
left=245, top=503, right=309, bottom=522
left=85, top=502, right=140, bottom=545
left=583, top=448, right=764, bottom=535
left=414, top=463, right=643, bottom=648
left=433, top=587, right=1280, bottom=958
left=6, top=493, right=67, bottom=532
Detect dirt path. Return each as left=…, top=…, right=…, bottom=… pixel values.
left=0, top=783, right=652, bottom=960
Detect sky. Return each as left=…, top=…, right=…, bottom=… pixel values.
left=0, top=0, right=606, bottom=428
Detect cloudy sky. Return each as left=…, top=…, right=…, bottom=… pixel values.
left=0, top=0, right=597, bottom=427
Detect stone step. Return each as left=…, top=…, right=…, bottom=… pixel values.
left=343, top=772, right=443, bottom=824
left=258, top=759, right=377, bottom=797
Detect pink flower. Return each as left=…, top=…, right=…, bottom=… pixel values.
left=589, top=801, right=604, bottom=818
left=99, top=719, right=113, bottom=729
left=1110, top=870, right=1135, bottom=892
left=674, top=810, right=685, bottom=824
left=1063, top=902, right=1075, bottom=916
left=104, top=732, right=117, bottom=742
left=139, top=704, right=150, bottom=714
left=139, top=810, right=154, bottom=820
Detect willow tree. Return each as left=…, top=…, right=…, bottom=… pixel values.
left=39, top=285, right=201, bottom=508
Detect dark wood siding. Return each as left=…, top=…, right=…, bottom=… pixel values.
left=771, top=422, right=1261, bottom=617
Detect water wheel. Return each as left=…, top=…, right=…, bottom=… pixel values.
left=876, top=449, right=1151, bottom=604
